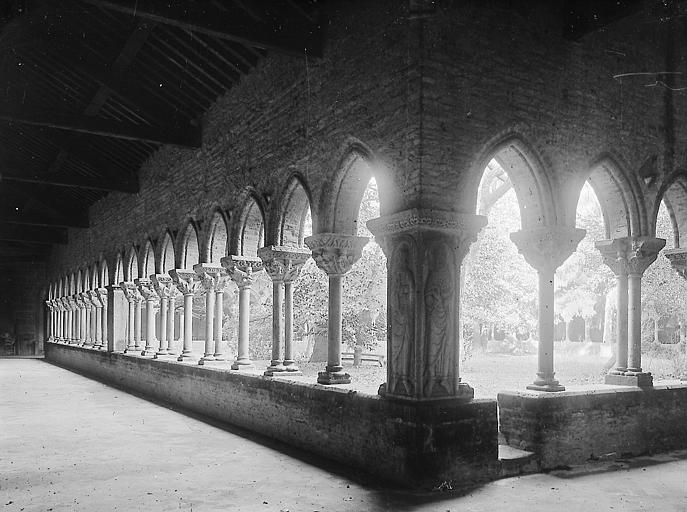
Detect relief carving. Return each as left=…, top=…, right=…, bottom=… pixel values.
left=389, top=240, right=415, bottom=397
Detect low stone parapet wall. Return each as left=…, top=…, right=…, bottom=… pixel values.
left=45, top=342, right=499, bottom=488
left=498, top=384, right=687, bottom=469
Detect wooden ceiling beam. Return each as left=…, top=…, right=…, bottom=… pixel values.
left=0, top=169, right=138, bottom=193
left=0, top=108, right=201, bottom=148
left=0, top=210, right=88, bottom=229
left=78, top=0, right=322, bottom=57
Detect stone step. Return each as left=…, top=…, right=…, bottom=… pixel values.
left=498, top=445, right=539, bottom=477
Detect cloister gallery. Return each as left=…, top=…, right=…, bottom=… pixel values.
left=4, top=0, right=687, bottom=493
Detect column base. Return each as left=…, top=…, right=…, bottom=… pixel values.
left=526, top=382, right=566, bottom=392
left=378, top=382, right=475, bottom=402
left=608, top=367, right=627, bottom=375
left=123, top=346, right=140, bottom=355
left=605, top=373, right=653, bottom=387
left=177, top=352, right=197, bottom=362
left=283, top=362, right=301, bottom=373
left=231, top=359, right=255, bottom=370
left=264, top=363, right=286, bottom=376
left=200, top=353, right=216, bottom=362
left=198, top=358, right=230, bottom=366
left=272, top=370, right=303, bottom=377
left=317, top=370, right=351, bottom=385
left=140, top=347, right=157, bottom=356
left=212, top=353, right=225, bottom=360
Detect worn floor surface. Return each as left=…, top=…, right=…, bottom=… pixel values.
left=2, top=359, right=687, bottom=511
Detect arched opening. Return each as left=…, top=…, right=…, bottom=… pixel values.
left=206, top=211, right=229, bottom=264
left=125, top=247, right=139, bottom=281
left=114, top=253, right=124, bottom=284
left=100, top=259, right=109, bottom=288
left=76, top=269, right=84, bottom=294
left=279, top=177, right=313, bottom=247
left=141, top=239, right=156, bottom=279
left=179, top=222, right=201, bottom=268
left=90, top=263, right=99, bottom=290
left=160, top=232, right=175, bottom=273
left=237, top=197, right=264, bottom=257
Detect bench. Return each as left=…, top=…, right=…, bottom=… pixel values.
left=341, top=351, right=386, bottom=367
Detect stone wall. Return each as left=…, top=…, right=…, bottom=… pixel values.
left=45, top=342, right=499, bottom=489
left=498, top=385, right=687, bottom=469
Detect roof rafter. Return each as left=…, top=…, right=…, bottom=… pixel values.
left=78, top=0, right=322, bottom=56
left=0, top=169, right=138, bottom=193
left=0, top=224, right=68, bottom=245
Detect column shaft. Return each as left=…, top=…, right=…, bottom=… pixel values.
left=283, top=282, right=297, bottom=370
left=142, top=299, right=156, bottom=355
left=265, top=280, right=284, bottom=374
left=213, top=290, right=224, bottom=359
left=178, top=293, right=194, bottom=360
left=157, top=297, right=168, bottom=355
left=167, top=297, right=175, bottom=353
left=232, top=285, right=253, bottom=369
left=627, top=273, right=643, bottom=372
left=202, top=289, right=215, bottom=361
left=134, top=299, right=142, bottom=350
left=528, top=270, right=563, bottom=391
left=125, top=299, right=135, bottom=351
left=614, top=268, right=629, bottom=373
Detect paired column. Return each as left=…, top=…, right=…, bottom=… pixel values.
left=511, top=226, right=585, bottom=392
left=151, top=274, right=174, bottom=357
left=136, top=278, right=159, bottom=356
left=221, top=256, right=264, bottom=370
left=368, top=210, right=486, bottom=400
left=120, top=282, right=139, bottom=353
left=258, top=246, right=311, bottom=376
left=98, top=288, right=108, bottom=350
left=170, top=269, right=199, bottom=362
left=67, top=296, right=76, bottom=344
left=193, top=264, right=228, bottom=365
left=305, top=234, right=368, bottom=385
left=89, top=290, right=104, bottom=349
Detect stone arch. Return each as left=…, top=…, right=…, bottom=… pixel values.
left=204, top=208, right=230, bottom=264
left=114, top=252, right=125, bottom=284
left=89, top=263, right=98, bottom=289
left=583, top=155, right=642, bottom=239
left=653, top=171, right=687, bottom=247
left=177, top=220, right=201, bottom=268
left=231, top=191, right=265, bottom=256
left=276, top=174, right=314, bottom=247
left=140, top=238, right=156, bottom=278
left=158, top=230, right=176, bottom=272
left=77, top=268, right=85, bottom=293
left=323, top=140, right=395, bottom=235
left=99, top=257, right=109, bottom=287
left=465, top=132, right=556, bottom=228
left=125, top=246, right=139, bottom=281
left=69, top=273, right=76, bottom=295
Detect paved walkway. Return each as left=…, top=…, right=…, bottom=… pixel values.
left=2, top=359, right=687, bottom=511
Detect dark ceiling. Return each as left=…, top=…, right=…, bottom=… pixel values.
left=0, top=0, right=320, bottom=268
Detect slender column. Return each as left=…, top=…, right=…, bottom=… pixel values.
left=134, top=291, right=143, bottom=351
left=367, top=210, right=488, bottom=400
left=221, top=256, right=264, bottom=370
left=258, top=246, right=311, bottom=376
left=69, top=296, right=77, bottom=344
left=120, top=282, right=138, bottom=353
left=46, top=301, right=54, bottom=341
left=89, top=290, right=103, bottom=349
left=213, top=276, right=228, bottom=360
left=511, top=226, right=585, bottom=392
left=168, top=290, right=178, bottom=354
left=76, top=294, right=86, bottom=345
left=52, top=300, right=60, bottom=342
left=136, top=278, right=158, bottom=356
left=98, top=288, right=108, bottom=350
left=193, top=264, right=226, bottom=365
left=151, top=274, right=173, bottom=357
left=666, top=248, right=687, bottom=350
left=305, top=234, right=368, bottom=385
left=624, top=237, right=664, bottom=379
left=170, top=269, right=199, bottom=361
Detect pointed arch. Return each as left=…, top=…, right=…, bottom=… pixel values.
left=99, top=257, right=109, bottom=287
left=76, top=269, right=84, bottom=293
left=205, top=208, right=230, bottom=264
left=178, top=220, right=201, bottom=268
left=114, top=252, right=125, bottom=284
left=653, top=171, right=687, bottom=247
left=277, top=175, right=314, bottom=247
left=125, top=246, right=139, bottom=281
left=323, top=140, right=395, bottom=235
left=140, top=238, right=156, bottom=278
left=465, top=132, right=556, bottom=228
left=583, top=155, right=642, bottom=239
left=69, top=273, right=76, bottom=295
left=159, top=230, right=176, bottom=272
left=89, top=262, right=98, bottom=289
left=231, top=192, right=265, bottom=256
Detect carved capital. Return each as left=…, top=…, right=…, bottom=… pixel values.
left=665, top=248, right=687, bottom=280
left=627, top=237, right=665, bottom=276
left=151, top=274, right=174, bottom=299
left=221, top=255, right=264, bottom=289
left=169, top=269, right=200, bottom=296
left=67, top=296, right=78, bottom=311
left=257, top=245, right=311, bottom=283
left=304, top=233, right=368, bottom=276
left=595, top=238, right=629, bottom=276
left=135, top=278, right=158, bottom=302
left=510, top=226, right=586, bottom=274
left=96, top=288, right=108, bottom=308
left=192, top=263, right=227, bottom=292
left=120, top=281, right=141, bottom=303
left=88, top=290, right=102, bottom=308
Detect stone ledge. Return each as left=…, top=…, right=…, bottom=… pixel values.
left=44, top=342, right=499, bottom=489
left=498, top=383, right=687, bottom=469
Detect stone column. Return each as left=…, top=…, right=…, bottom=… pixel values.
left=46, top=300, right=54, bottom=342
left=304, top=234, right=368, bottom=385
left=98, top=288, right=108, bottom=350
left=89, top=291, right=97, bottom=347
left=106, top=284, right=127, bottom=352
left=221, top=256, right=264, bottom=370
left=133, top=288, right=143, bottom=352
left=213, top=275, right=229, bottom=360
left=136, top=278, right=158, bottom=356
left=151, top=274, right=173, bottom=357
left=89, top=290, right=103, bottom=350
left=193, top=264, right=226, bottom=365
left=625, top=238, right=664, bottom=382
left=75, top=293, right=86, bottom=346
left=511, top=226, right=585, bottom=392
left=67, top=296, right=77, bottom=344
left=120, top=282, right=138, bottom=353
left=82, top=292, right=93, bottom=347
left=52, top=300, right=61, bottom=342
left=368, top=210, right=486, bottom=400
left=258, top=246, right=311, bottom=376
left=170, top=269, right=199, bottom=362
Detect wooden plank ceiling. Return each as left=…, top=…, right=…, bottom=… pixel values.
left=0, top=0, right=320, bottom=267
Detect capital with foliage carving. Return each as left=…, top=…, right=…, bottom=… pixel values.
left=595, top=238, right=629, bottom=276
left=88, top=290, right=102, bottom=308
left=304, top=233, right=368, bottom=276
left=193, top=263, right=227, bottom=292
left=221, top=255, right=264, bottom=289
left=96, top=288, right=108, bottom=308
left=151, top=274, right=173, bottom=299
left=257, top=246, right=311, bottom=283
left=627, top=237, right=665, bottom=276
left=665, top=248, right=687, bottom=280
left=120, top=281, right=139, bottom=303
left=510, top=226, right=586, bottom=274
left=169, top=269, right=200, bottom=296
left=67, top=296, right=78, bottom=311
left=135, top=278, right=158, bottom=302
